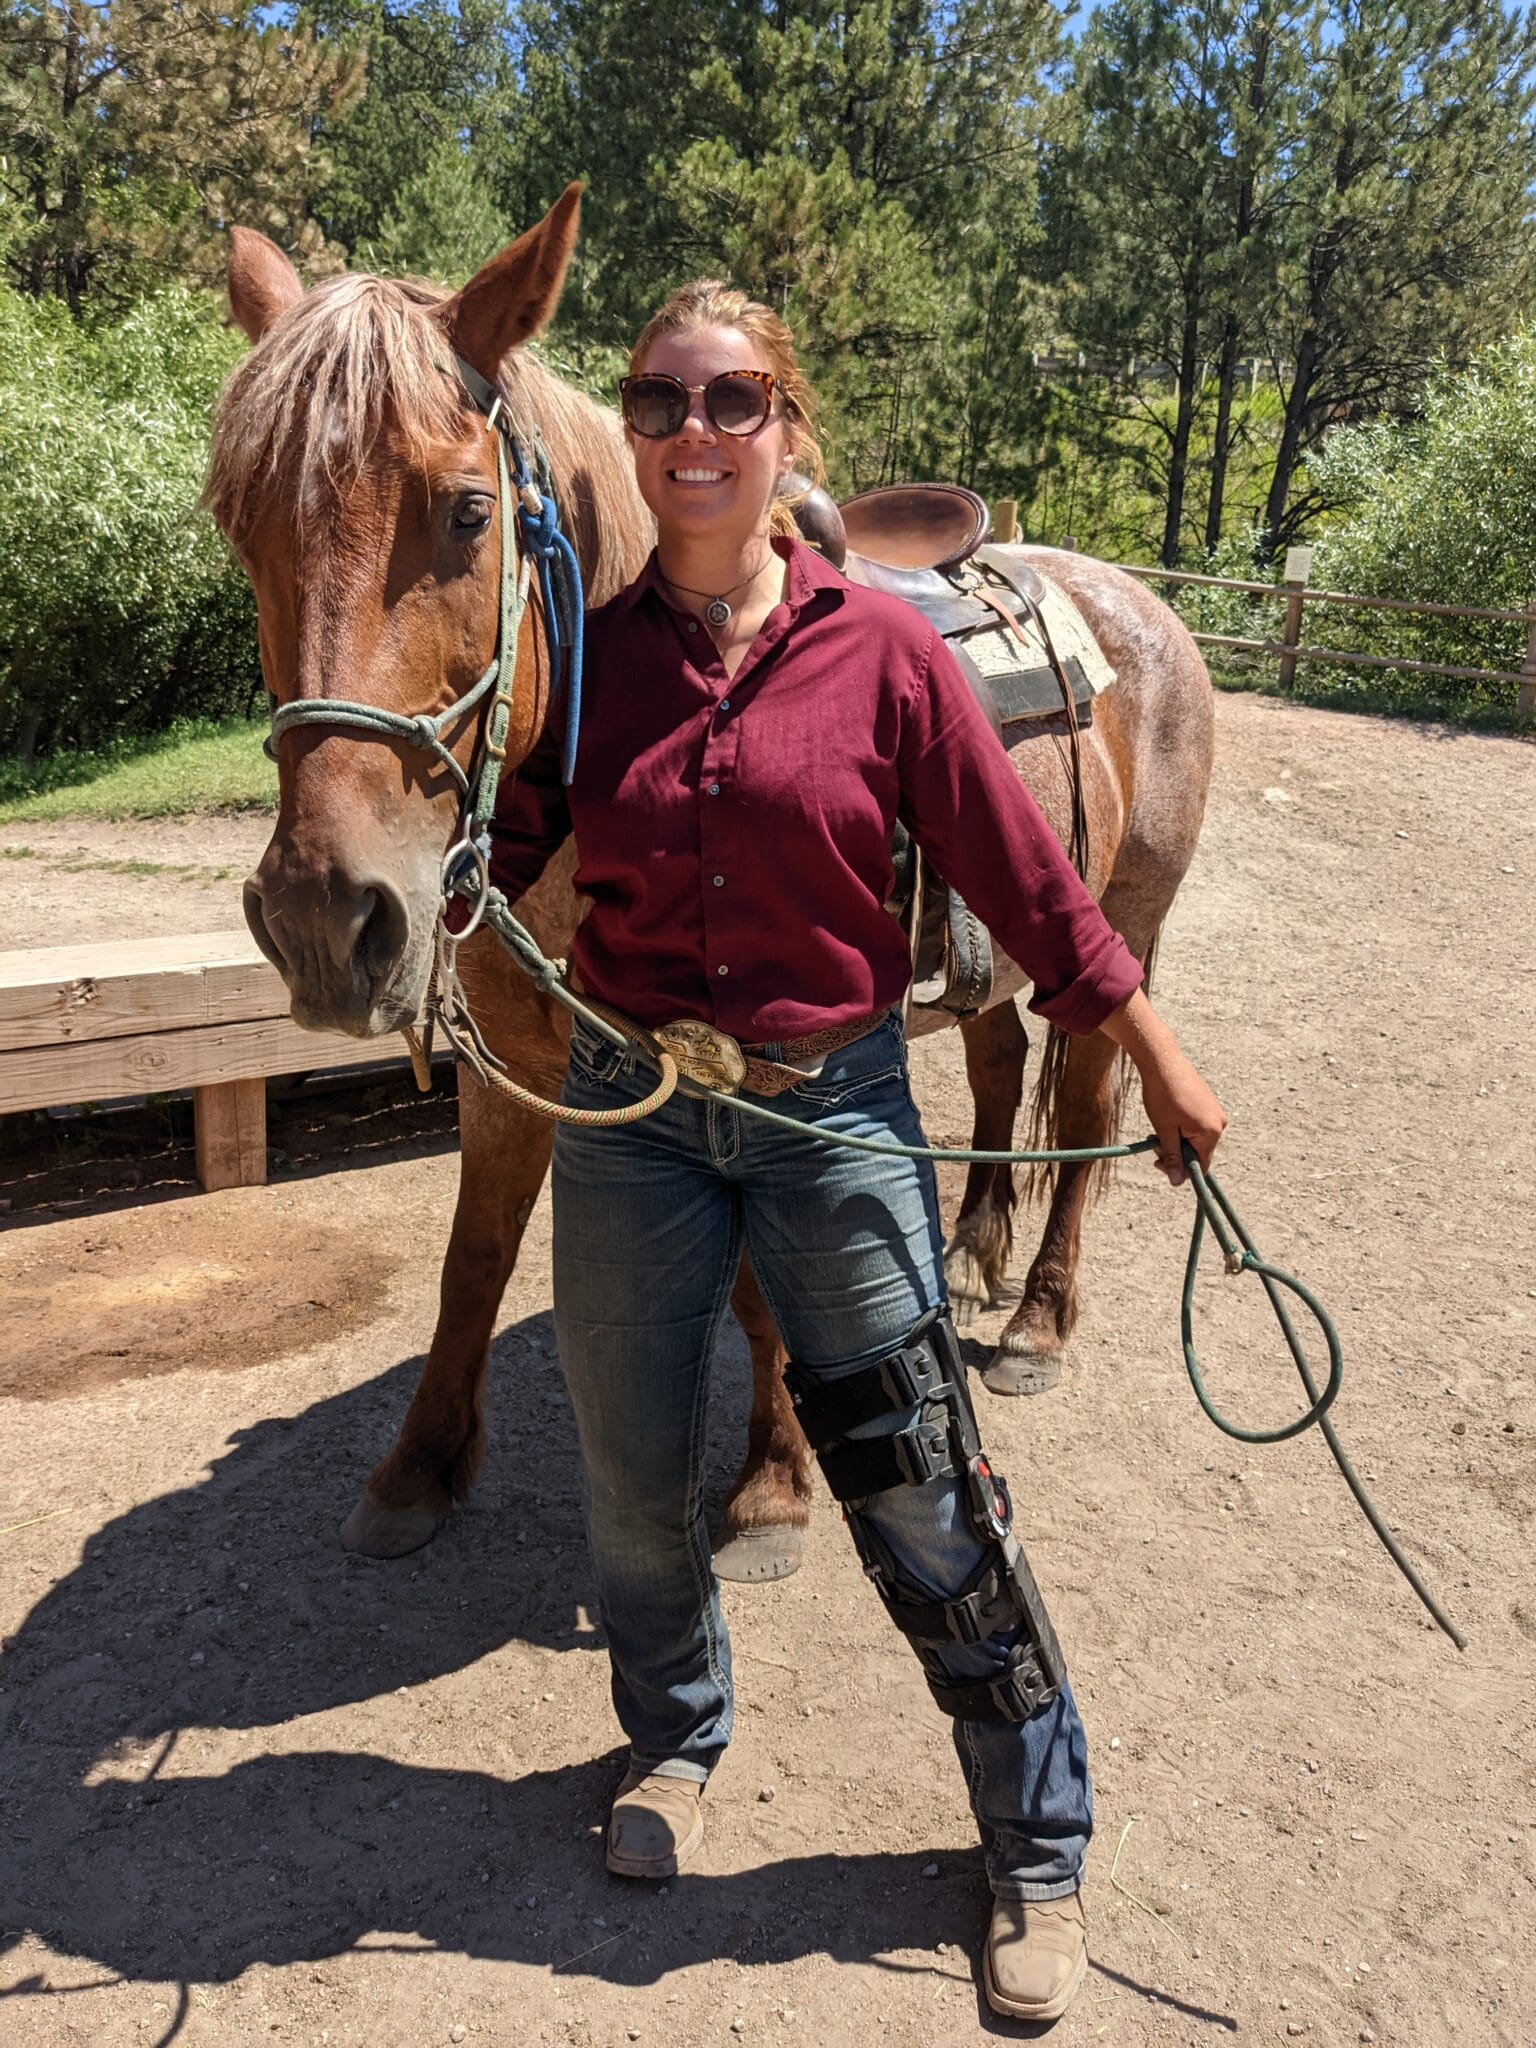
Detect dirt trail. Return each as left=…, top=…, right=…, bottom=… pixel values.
left=1, top=692, right=1533, bottom=2047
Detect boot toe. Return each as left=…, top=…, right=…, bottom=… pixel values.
left=605, top=1770, right=705, bottom=1879
left=983, top=1891, right=1088, bottom=2021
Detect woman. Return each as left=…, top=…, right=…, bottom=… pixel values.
left=487, top=281, right=1226, bottom=2023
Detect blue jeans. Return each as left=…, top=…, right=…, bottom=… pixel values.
left=551, top=1009, right=1091, bottom=1900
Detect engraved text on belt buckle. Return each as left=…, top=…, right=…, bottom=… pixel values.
left=653, top=1018, right=748, bottom=1094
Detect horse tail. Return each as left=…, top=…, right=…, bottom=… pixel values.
left=1023, top=928, right=1161, bottom=1206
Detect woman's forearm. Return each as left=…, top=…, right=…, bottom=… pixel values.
left=1099, top=986, right=1228, bottom=1186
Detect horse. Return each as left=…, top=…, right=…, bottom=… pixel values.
left=205, top=186, right=1214, bottom=1576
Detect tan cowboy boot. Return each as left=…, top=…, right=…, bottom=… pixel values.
left=983, top=1890, right=1088, bottom=2021
left=605, top=1765, right=706, bottom=1879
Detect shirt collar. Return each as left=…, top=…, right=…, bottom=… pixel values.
left=618, top=533, right=846, bottom=616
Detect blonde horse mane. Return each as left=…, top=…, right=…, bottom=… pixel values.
left=203, top=269, right=644, bottom=605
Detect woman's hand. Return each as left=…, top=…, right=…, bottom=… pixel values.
left=1099, top=988, right=1227, bottom=1188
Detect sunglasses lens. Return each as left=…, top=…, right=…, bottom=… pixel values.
left=708, top=374, right=772, bottom=435
left=623, top=378, right=685, bottom=438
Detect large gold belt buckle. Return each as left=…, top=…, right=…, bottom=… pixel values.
left=653, top=1018, right=748, bottom=1094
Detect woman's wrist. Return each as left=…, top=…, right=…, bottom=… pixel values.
left=1098, top=986, right=1177, bottom=1076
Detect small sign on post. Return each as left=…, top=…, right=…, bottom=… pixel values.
left=1279, top=547, right=1313, bottom=691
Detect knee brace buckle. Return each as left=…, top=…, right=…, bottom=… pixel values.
left=874, top=1549, right=1020, bottom=1647
left=926, top=1639, right=1060, bottom=1723
left=782, top=1325, right=947, bottom=1448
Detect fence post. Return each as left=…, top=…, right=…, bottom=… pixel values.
left=1519, top=614, right=1536, bottom=716
left=993, top=498, right=1018, bottom=544
left=1279, top=546, right=1313, bottom=691
left=1061, top=534, right=1077, bottom=552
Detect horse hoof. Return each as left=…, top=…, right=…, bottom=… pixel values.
left=711, top=1522, right=806, bottom=1584
left=981, top=1350, right=1062, bottom=1397
left=340, top=1492, right=444, bottom=1558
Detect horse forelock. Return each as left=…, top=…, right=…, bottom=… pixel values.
left=203, top=271, right=644, bottom=600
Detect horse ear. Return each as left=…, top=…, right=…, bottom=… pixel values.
left=443, top=183, right=583, bottom=382
left=228, top=228, right=304, bottom=344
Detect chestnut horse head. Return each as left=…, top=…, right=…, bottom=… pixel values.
left=205, top=187, right=643, bottom=1036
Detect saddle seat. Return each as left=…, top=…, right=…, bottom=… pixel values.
left=838, top=482, right=991, bottom=572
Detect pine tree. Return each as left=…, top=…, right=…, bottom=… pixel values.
left=1046, top=0, right=1314, bottom=565
left=1256, top=0, right=1536, bottom=555
left=301, top=0, right=523, bottom=269
left=0, top=0, right=362, bottom=310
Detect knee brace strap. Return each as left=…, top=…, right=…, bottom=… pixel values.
left=927, top=1639, right=1060, bottom=1722
left=784, top=1312, right=961, bottom=1501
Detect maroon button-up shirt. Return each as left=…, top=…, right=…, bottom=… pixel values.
left=487, top=536, right=1141, bottom=1042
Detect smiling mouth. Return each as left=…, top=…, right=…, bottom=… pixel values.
left=670, top=467, right=731, bottom=484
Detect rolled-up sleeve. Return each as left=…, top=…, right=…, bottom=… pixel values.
left=896, top=626, right=1143, bottom=1035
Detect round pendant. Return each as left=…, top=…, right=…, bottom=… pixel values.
left=705, top=598, right=732, bottom=628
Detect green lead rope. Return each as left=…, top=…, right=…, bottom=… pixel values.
left=478, top=885, right=1468, bottom=1652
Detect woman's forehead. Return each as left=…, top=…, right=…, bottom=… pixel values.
left=641, top=324, right=772, bottom=380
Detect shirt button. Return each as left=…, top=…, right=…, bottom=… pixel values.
left=712, top=874, right=725, bottom=887
left=719, top=697, right=731, bottom=711
left=687, top=620, right=698, bottom=633
left=707, top=782, right=721, bottom=796
left=717, top=964, right=729, bottom=976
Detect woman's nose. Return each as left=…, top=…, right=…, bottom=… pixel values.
left=678, top=394, right=715, bottom=439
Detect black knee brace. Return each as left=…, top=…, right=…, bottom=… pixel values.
left=783, top=1308, right=1065, bottom=1722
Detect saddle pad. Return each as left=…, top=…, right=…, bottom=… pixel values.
left=956, top=565, right=1117, bottom=729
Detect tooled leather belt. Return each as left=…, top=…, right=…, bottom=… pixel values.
left=652, top=1011, right=892, bottom=1098
left=569, top=971, right=890, bottom=1100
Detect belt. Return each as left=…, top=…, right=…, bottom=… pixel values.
left=568, top=972, right=890, bottom=1100
left=739, top=1009, right=892, bottom=1097
left=654, top=1011, right=890, bottom=1098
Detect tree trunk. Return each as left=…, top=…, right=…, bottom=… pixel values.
left=1261, top=323, right=1319, bottom=560
left=1204, top=26, right=1270, bottom=557
left=1159, top=295, right=1202, bottom=567
left=1204, top=311, right=1240, bottom=554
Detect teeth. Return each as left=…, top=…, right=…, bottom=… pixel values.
left=673, top=469, right=728, bottom=482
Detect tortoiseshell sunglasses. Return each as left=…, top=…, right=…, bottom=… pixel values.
left=618, top=370, right=787, bottom=439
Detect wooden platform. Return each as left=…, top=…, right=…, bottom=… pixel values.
left=0, top=931, right=409, bottom=1191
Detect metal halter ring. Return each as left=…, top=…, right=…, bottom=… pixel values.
left=441, top=836, right=490, bottom=941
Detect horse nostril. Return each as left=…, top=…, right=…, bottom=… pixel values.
left=356, top=877, right=411, bottom=991
left=243, top=877, right=288, bottom=972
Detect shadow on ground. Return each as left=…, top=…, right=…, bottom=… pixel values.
left=0, top=1310, right=1242, bottom=2044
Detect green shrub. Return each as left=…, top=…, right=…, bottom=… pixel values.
left=1303, top=331, right=1536, bottom=718
left=0, top=285, right=258, bottom=757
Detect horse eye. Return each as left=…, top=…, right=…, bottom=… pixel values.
left=453, top=494, right=494, bottom=536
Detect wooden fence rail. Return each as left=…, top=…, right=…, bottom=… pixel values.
left=1109, top=554, right=1536, bottom=708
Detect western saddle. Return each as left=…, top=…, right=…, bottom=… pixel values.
left=790, top=478, right=1097, bottom=1017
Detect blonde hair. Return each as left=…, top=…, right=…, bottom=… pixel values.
left=629, top=280, right=825, bottom=538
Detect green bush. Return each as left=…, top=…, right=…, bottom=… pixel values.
left=0, top=284, right=259, bottom=758
left=1302, top=331, right=1536, bottom=718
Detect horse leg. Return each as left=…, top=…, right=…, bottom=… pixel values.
left=711, top=1254, right=815, bottom=1584
left=982, top=1022, right=1124, bottom=1396
left=341, top=1073, right=553, bottom=1558
left=944, top=1000, right=1029, bottom=1324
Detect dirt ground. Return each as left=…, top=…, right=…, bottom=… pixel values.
left=1, top=691, right=1533, bottom=2048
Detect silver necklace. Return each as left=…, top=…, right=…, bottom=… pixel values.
left=661, top=552, right=773, bottom=629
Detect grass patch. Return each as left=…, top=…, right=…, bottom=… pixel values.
left=0, top=717, right=277, bottom=822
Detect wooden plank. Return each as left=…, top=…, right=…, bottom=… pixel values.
left=0, top=1013, right=404, bottom=1115
left=0, top=931, right=289, bottom=1053
left=194, top=1077, right=268, bottom=1192
left=1115, top=561, right=1536, bottom=624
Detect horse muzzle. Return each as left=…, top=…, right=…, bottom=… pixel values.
left=244, top=858, right=426, bottom=1038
